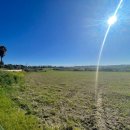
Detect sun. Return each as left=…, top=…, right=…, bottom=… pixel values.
left=107, top=15, right=117, bottom=25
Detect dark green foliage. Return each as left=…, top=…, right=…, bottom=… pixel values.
left=0, top=71, right=24, bottom=87
left=0, top=45, right=7, bottom=65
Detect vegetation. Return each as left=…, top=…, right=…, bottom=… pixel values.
left=0, top=70, right=130, bottom=129
left=15, top=71, right=96, bottom=129
left=2, top=64, right=130, bottom=72
left=0, top=46, right=7, bottom=65
left=0, top=71, right=41, bottom=130
left=99, top=72, right=130, bottom=129
left=0, top=71, right=24, bottom=87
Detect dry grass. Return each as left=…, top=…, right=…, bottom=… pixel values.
left=15, top=71, right=96, bottom=129
left=1, top=71, right=130, bottom=129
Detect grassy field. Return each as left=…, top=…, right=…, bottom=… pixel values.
left=99, top=72, right=130, bottom=129
left=0, top=71, right=41, bottom=130
left=0, top=71, right=130, bottom=129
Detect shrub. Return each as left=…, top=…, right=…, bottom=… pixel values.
left=0, top=71, right=24, bottom=87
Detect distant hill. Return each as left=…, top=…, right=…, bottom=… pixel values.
left=2, top=64, right=130, bottom=72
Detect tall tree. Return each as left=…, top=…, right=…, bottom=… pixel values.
left=0, top=45, right=7, bottom=65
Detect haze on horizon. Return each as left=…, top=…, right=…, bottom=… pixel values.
left=1, top=0, right=130, bottom=66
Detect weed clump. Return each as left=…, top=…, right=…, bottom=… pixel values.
left=0, top=71, right=24, bottom=87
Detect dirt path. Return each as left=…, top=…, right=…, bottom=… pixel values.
left=96, top=89, right=106, bottom=130
left=2, top=69, right=22, bottom=72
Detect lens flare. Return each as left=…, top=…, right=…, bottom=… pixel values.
left=95, top=0, right=123, bottom=129
left=108, top=15, right=117, bottom=25
left=95, top=0, right=123, bottom=98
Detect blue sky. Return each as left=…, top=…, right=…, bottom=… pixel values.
left=1, top=0, right=130, bottom=66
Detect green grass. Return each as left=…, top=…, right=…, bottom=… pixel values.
left=0, top=88, right=41, bottom=130
left=1, top=71, right=130, bottom=129
left=98, top=72, right=130, bottom=129
left=0, top=71, right=41, bottom=130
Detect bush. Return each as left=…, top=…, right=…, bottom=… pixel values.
left=0, top=71, right=24, bottom=87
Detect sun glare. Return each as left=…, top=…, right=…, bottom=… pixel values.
left=107, top=15, right=117, bottom=25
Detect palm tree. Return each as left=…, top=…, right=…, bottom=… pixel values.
left=0, top=45, right=7, bottom=65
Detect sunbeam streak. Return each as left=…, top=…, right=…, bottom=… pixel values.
left=95, top=0, right=124, bottom=129
left=95, top=0, right=123, bottom=99
left=95, top=24, right=111, bottom=95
